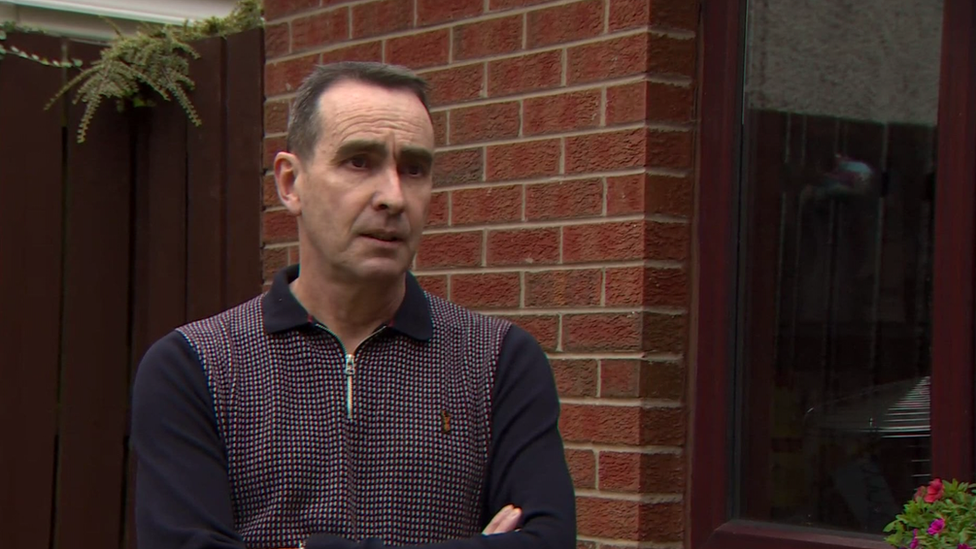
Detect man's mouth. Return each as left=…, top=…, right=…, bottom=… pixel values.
left=362, top=233, right=402, bottom=242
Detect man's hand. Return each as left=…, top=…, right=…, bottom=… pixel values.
left=482, top=504, right=522, bottom=536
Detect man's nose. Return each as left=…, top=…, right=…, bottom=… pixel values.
left=374, top=164, right=405, bottom=213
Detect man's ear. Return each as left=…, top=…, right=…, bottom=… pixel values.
left=274, top=152, right=303, bottom=216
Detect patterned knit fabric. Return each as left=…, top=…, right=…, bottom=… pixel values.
left=177, top=293, right=512, bottom=549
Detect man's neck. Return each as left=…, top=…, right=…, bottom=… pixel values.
left=290, top=266, right=406, bottom=354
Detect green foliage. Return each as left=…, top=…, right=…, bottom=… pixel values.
left=884, top=478, right=976, bottom=549
left=0, top=0, right=263, bottom=142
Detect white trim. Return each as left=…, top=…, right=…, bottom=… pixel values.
left=2, top=0, right=237, bottom=24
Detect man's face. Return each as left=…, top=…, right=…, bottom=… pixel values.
left=281, top=79, right=435, bottom=283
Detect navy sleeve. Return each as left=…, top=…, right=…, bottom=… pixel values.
left=306, top=325, right=577, bottom=549
left=131, top=331, right=245, bottom=549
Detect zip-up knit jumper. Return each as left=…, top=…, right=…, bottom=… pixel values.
left=178, top=284, right=509, bottom=547
left=131, top=265, right=577, bottom=549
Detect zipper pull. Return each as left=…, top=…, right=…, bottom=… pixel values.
left=344, top=354, right=355, bottom=420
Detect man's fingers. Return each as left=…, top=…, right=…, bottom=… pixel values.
left=482, top=505, right=521, bottom=535
left=482, top=505, right=513, bottom=534
left=495, top=507, right=521, bottom=533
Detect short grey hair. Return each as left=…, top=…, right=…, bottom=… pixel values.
left=286, top=61, right=431, bottom=161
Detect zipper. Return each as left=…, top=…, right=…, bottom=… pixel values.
left=310, top=321, right=386, bottom=423
left=344, top=353, right=355, bottom=420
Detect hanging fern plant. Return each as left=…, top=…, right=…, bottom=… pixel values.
left=1, top=0, right=263, bottom=143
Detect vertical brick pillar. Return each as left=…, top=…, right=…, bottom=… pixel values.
left=262, top=1, right=701, bottom=546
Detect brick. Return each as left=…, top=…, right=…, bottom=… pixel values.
left=454, top=15, right=522, bottom=60
left=647, top=130, right=693, bottom=169
left=486, top=139, right=560, bottom=181
left=606, top=174, right=644, bottom=215
left=449, top=102, right=520, bottom=145
left=320, top=41, right=384, bottom=64
left=264, top=0, right=319, bottom=21
left=649, top=33, right=696, bottom=77
left=292, top=9, right=349, bottom=52
left=576, top=497, right=683, bottom=541
left=568, top=34, right=647, bottom=84
left=488, top=50, right=561, bottom=97
left=523, top=90, right=600, bottom=136
left=641, top=406, right=685, bottom=447
left=600, top=359, right=642, bottom=398
left=606, top=173, right=692, bottom=217
left=262, top=246, right=288, bottom=281
left=422, top=63, right=485, bottom=107
left=416, top=231, right=482, bottom=268
left=501, top=314, right=559, bottom=351
left=352, top=0, right=412, bottom=39
left=647, top=81, right=695, bottom=123
left=642, top=312, right=685, bottom=353
left=431, top=111, right=447, bottom=147
left=563, top=221, right=643, bottom=263
left=563, top=312, right=642, bottom=352
left=598, top=451, right=685, bottom=493
left=577, top=542, right=597, bottom=549
left=525, top=269, right=601, bottom=307
left=416, top=274, right=448, bottom=299
left=645, top=266, right=688, bottom=307
left=609, top=0, right=698, bottom=32
left=605, top=81, right=645, bottom=125
left=265, top=99, right=290, bottom=135
left=487, top=228, right=559, bottom=266
left=451, top=272, right=520, bottom=309
left=565, top=128, right=646, bottom=174
left=645, top=221, right=689, bottom=260
left=433, top=148, right=483, bottom=188
left=490, top=0, right=552, bottom=10
left=265, top=54, right=319, bottom=97
left=601, top=359, right=684, bottom=400
left=525, top=179, right=602, bottom=221
left=386, top=29, right=450, bottom=70
left=641, top=361, right=684, bottom=400
left=263, top=210, right=297, bottom=244
left=263, top=174, right=279, bottom=208
left=605, top=266, right=642, bottom=306
left=452, top=185, right=522, bottom=225
left=527, top=0, right=604, bottom=48
left=560, top=404, right=642, bottom=445
left=565, top=449, right=596, bottom=489
left=417, top=0, right=483, bottom=26
left=265, top=22, right=290, bottom=59
left=551, top=359, right=597, bottom=397
left=263, top=136, right=287, bottom=170
left=427, top=191, right=448, bottom=227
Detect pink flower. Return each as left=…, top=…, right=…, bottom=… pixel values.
left=910, top=530, right=919, bottom=549
left=915, top=486, right=927, bottom=501
left=925, top=478, right=945, bottom=503
left=927, top=518, right=945, bottom=536
left=958, top=545, right=971, bottom=549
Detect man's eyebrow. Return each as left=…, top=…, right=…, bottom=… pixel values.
left=399, top=145, right=434, bottom=166
left=334, top=140, right=388, bottom=159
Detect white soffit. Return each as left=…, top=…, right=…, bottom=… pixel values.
left=2, top=0, right=238, bottom=24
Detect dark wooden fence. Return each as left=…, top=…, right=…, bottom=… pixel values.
left=0, top=28, right=264, bottom=549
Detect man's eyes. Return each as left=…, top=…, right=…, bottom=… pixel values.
left=400, top=163, right=430, bottom=177
left=342, top=154, right=430, bottom=177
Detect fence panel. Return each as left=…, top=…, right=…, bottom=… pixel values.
left=0, top=32, right=67, bottom=549
left=51, top=39, right=136, bottom=549
left=0, top=28, right=263, bottom=549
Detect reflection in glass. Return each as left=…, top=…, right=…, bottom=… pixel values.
left=734, top=0, right=943, bottom=534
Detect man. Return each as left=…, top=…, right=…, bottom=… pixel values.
left=131, top=61, right=576, bottom=549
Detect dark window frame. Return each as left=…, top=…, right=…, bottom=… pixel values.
left=691, top=1, right=976, bottom=549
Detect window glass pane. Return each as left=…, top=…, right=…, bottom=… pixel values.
left=735, top=0, right=943, bottom=534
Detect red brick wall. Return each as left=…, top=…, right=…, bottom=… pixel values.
left=262, top=0, right=700, bottom=546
